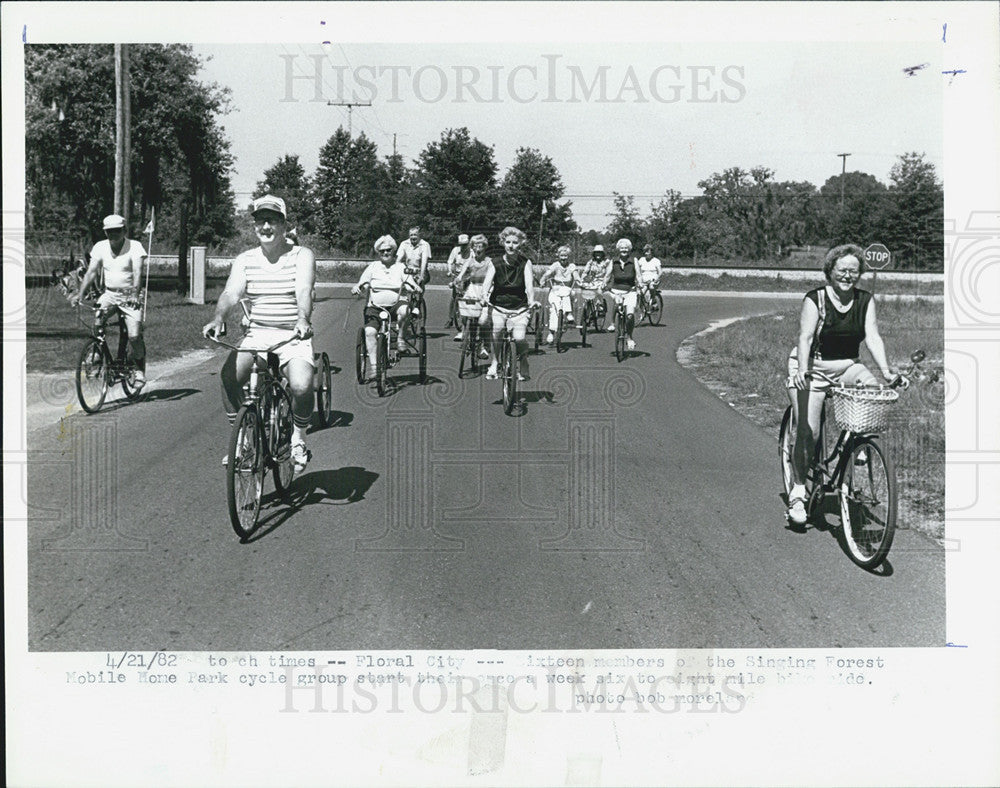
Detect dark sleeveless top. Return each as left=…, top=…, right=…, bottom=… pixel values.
left=610, top=259, right=637, bottom=288
left=489, top=253, right=530, bottom=309
left=806, top=286, right=872, bottom=360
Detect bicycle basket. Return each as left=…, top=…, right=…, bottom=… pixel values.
left=830, top=386, right=899, bottom=433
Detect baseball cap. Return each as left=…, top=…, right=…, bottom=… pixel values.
left=102, top=214, right=126, bottom=230
left=458, top=234, right=470, bottom=244
left=251, top=194, right=287, bottom=219
left=592, top=244, right=605, bottom=253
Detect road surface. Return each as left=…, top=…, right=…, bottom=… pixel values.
left=25, top=288, right=945, bottom=650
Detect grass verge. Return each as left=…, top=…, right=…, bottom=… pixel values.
left=677, top=298, right=945, bottom=539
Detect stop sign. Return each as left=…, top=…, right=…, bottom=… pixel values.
left=864, top=243, right=892, bottom=270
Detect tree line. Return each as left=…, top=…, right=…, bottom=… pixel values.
left=25, top=44, right=943, bottom=270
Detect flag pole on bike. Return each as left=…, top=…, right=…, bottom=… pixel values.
left=142, top=206, right=155, bottom=320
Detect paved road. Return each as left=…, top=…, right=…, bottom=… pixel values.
left=26, top=288, right=944, bottom=650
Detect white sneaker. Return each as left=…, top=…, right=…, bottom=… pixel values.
left=787, top=496, right=807, bottom=525
left=453, top=332, right=463, bottom=342
left=291, top=441, right=311, bottom=473
left=133, top=370, right=146, bottom=386
left=545, top=332, right=554, bottom=344
left=485, top=364, right=498, bottom=380
left=626, top=339, right=636, bottom=351
left=566, top=314, right=574, bottom=323
left=606, top=324, right=615, bottom=332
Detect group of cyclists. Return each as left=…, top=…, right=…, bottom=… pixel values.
left=74, top=193, right=898, bottom=529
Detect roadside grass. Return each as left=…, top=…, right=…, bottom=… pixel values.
left=660, top=271, right=942, bottom=295
left=679, top=297, right=945, bottom=538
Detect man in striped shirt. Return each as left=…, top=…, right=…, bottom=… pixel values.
left=203, top=195, right=316, bottom=472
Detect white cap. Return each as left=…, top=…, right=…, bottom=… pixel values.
left=102, top=214, right=126, bottom=230
left=251, top=194, right=287, bottom=219
left=592, top=244, right=605, bottom=253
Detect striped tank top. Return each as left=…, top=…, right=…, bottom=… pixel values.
left=243, top=245, right=301, bottom=328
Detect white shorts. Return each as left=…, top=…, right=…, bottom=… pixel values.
left=97, top=289, right=143, bottom=323
left=241, top=326, right=315, bottom=369
left=786, top=348, right=875, bottom=392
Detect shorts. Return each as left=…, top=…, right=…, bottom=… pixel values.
left=97, top=289, right=143, bottom=324
left=487, top=304, right=532, bottom=334
left=459, top=284, right=486, bottom=319
left=608, top=288, right=637, bottom=312
left=364, top=303, right=406, bottom=329
left=241, top=325, right=315, bottom=369
left=786, top=348, right=875, bottom=392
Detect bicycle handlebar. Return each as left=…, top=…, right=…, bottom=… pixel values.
left=207, top=334, right=298, bottom=354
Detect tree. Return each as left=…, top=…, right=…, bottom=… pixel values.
left=885, top=152, right=943, bottom=270
left=254, top=154, right=315, bottom=235
left=25, top=44, right=236, bottom=250
left=410, top=127, right=499, bottom=247
left=605, top=193, right=646, bottom=245
left=499, top=147, right=576, bottom=257
left=313, top=128, right=391, bottom=255
left=818, top=171, right=892, bottom=248
left=646, top=190, right=683, bottom=257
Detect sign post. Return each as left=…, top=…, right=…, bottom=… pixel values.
left=863, top=243, right=892, bottom=295
left=188, top=246, right=206, bottom=305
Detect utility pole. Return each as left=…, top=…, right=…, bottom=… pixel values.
left=837, top=152, right=851, bottom=209
left=327, top=99, right=372, bottom=137
left=114, top=44, right=132, bottom=227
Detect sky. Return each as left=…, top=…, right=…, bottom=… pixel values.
left=194, top=40, right=943, bottom=230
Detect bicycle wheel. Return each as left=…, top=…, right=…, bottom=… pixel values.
left=446, top=289, right=458, bottom=328
left=226, top=405, right=265, bottom=540
left=532, top=310, right=541, bottom=351
left=355, top=327, right=367, bottom=384
left=458, top=321, right=473, bottom=378
left=555, top=311, right=564, bottom=353
left=315, top=352, right=334, bottom=427
left=268, top=383, right=295, bottom=495
left=580, top=302, right=590, bottom=347
left=614, top=312, right=625, bottom=362
left=635, top=294, right=648, bottom=325
left=120, top=362, right=144, bottom=401
left=839, top=436, right=897, bottom=569
left=646, top=291, right=663, bottom=325
left=418, top=328, right=428, bottom=383
left=76, top=338, right=110, bottom=413
left=502, top=339, right=518, bottom=415
left=376, top=333, right=388, bottom=397
left=778, top=405, right=795, bottom=499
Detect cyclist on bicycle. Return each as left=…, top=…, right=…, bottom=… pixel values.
left=785, top=243, right=896, bottom=525
left=603, top=238, right=639, bottom=350
left=351, top=235, right=423, bottom=376
left=202, top=195, right=316, bottom=472
left=573, top=244, right=609, bottom=332
left=451, top=233, right=492, bottom=349
left=636, top=243, right=662, bottom=303
left=479, top=226, right=539, bottom=381
left=396, top=225, right=431, bottom=286
left=72, top=214, right=148, bottom=386
left=538, top=245, right=577, bottom=344
left=446, top=233, right=474, bottom=336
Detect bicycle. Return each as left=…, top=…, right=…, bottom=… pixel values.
left=578, top=289, right=606, bottom=348
left=75, top=301, right=144, bottom=413
left=208, top=333, right=297, bottom=541
left=609, top=289, right=637, bottom=362
left=491, top=303, right=538, bottom=415
left=778, top=351, right=930, bottom=569
left=445, top=280, right=460, bottom=328
left=635, top=282, right=663, bottom=326
left=544, top=284, right=575, bottom=353
left=457, top=297, right=487, bottom=378
left=355, top=284, right=427, bottom=397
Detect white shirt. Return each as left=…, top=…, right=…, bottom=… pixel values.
left=396, top=239, right=431, bottom=271
left=88, top=238, right=147, bottom=290
left=359, top=261, right=417, bottom=308
left=637, top=255, right=662, bottom=280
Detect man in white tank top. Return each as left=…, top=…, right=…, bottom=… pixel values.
left=203, top=195, right=317, bottom=472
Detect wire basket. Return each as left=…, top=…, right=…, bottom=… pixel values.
left=830, top=386, right=899, bottom=433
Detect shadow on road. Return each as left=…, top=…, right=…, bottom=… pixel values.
left=242, top=466, right=380, bottom=543
left=310, top=410, right=354, bottom=432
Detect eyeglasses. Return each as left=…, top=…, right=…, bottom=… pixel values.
left=834, top=269, right=861, bottom=279
left=378, top=248, right=394, bottom=255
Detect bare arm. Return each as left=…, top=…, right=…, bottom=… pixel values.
left=202, top=255, right=248, bottom=337
left=793, top=296, right=820, bottom=389
left=294, top=247, right=316, bottom=337
left=863, top=298, right=893, bottom=380
left=524, top=261, right=536, bottom=306
left=479, top=261, right=496, bottom=303
left=71, top=248, right=103, bottom=306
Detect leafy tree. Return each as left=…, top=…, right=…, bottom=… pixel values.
left=646, top=190, right=683, bottom=257
left=410, top=127, right=499, bottom=246
left=499, top=147, right=576, bottom=258
left=817, top=171, right=892, bottom=249
left=605, top=193, right=646, bottom=245
left=253, top=154, right=315, bottom=235
left=885, top=152, right=943, bottom=270
left=26, top=44, right=236, bottom=250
